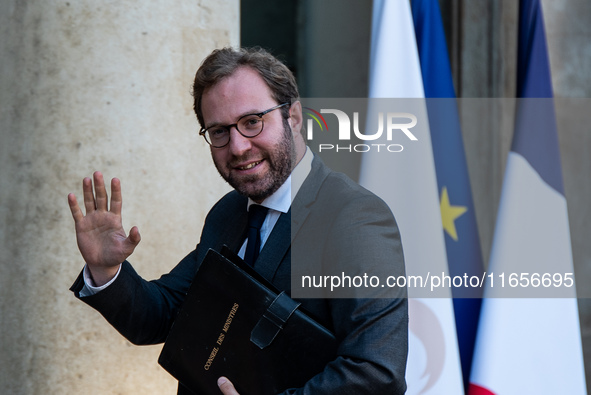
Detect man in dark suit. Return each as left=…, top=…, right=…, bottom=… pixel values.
left=68, top=47, right=408, bottom=394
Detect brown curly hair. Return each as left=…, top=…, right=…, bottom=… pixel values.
left=192, top=47, right=299, bottom=128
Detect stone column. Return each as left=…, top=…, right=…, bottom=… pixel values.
left=0, top=1, right=237, bottom=394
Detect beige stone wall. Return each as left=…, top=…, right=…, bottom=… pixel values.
left=0, top=1, right=238, bottom=394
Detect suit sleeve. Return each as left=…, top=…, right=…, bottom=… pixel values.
left=70, top=249, right=201, bottom=345
left=280, top=188, right=408, bottom=394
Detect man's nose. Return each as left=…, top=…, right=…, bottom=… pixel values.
left=227, top=126, right=252, bottom=156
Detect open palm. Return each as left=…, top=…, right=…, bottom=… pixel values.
left=68, top=172, right=140, bottom=285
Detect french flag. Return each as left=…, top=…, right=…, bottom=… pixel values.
left=468, top=0, right=586, bottom=394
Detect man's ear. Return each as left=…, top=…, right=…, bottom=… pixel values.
left=288, top=100, right=303, bottom=136
left=288, top=100, right=307, bottom=162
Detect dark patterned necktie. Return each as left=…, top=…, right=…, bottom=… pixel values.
left=244, top=204, right=269, bottom=266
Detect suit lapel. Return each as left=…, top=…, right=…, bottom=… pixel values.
left=226, top=210, right=248, bottom=253
left=216, top=193, right=249, bottom=254
left=254, top=155, right=331, bottom=282
left=290, top=155, right=330, bottom=241
left=254, top=209, right=291, bottom=281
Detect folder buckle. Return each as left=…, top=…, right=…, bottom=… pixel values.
left=250, top=291, right=300, bottom=349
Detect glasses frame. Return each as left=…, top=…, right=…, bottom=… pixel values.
left=199, top=102, right=290, bottom=148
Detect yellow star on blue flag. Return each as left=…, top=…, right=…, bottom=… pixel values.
left=440, top=186, right=467, bottom=241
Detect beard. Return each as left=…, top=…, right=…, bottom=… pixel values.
left=214, top=118, right=296, bottom=202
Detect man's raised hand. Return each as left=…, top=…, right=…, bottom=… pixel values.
left=68, top=172, right=140, bottom=286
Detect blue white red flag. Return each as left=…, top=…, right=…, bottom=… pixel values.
left=469, top=1, right=586, bottom=393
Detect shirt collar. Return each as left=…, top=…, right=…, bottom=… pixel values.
left=247, top=147, right=313, bottom=213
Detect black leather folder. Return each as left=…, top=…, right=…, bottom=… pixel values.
left=158, top=247, right=338, bottom=394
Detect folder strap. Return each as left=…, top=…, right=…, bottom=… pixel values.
left=250, top=291, right=300, bottom=349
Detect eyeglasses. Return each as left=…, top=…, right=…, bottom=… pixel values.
left=199, top=102, right=290, bottom=148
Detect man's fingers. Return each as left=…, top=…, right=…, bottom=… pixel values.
left=110, top=177, right=122, bottom=215
left=120, top=227, right=141, bottom=261
left=68, top=193, right=84, bottom=223
left=83, top=176, right=96, bottom=214
left=217, top=377, right=239, bottom=395
left=93, top=171, right=109, bottom=211
left=128, top=226, right=141, bottom=246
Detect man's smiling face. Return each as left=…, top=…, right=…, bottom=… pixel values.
left=201, top=66, right=297, bottom=203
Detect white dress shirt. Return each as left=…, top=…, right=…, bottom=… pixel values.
left=237, top=147, right=313, bottom=258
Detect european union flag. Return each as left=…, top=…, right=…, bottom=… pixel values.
left=412, top=0, right=485, bottom=391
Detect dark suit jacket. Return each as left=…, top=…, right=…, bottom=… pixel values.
left=71, top=155, right=408, bottom=394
